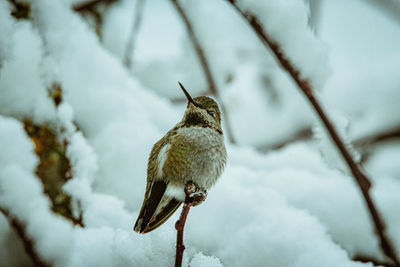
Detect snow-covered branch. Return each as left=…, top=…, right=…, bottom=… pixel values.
left=1, top=0, right=400, bottom=266
left=225, top=1, right=400, bottom=265
left=0, top=208, right=50, bottom=267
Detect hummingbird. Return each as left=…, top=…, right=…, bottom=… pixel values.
left=134, top=82, right=227, bottom=234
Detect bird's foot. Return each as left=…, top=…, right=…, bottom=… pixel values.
left=184, top=181, right=207, bottom=207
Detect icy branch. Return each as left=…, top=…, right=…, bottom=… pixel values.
left=170, top=0, right=237, bottom=144
left=226, top=1, right=400, bottom=265
left=23, top=119, right=84, bottom=226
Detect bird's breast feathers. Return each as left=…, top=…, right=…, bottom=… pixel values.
left=157, top=126, right=226, bottom=191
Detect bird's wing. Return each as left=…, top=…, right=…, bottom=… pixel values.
left=134, top=130, right=186, bottom=234
left=134, top=180, right=181, bottom=233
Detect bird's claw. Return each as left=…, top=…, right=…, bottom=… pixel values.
left=184, top=181, right=207, bottom=206
left=184, top=181, right=197, bottom=195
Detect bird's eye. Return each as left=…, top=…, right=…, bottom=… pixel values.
left=207, top=110, right=216, bottom=116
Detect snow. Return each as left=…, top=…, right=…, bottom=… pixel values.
left=0, top=116, right=74, bottom=266
left=187, top=164, right=371, bottom=267
left=320, top=0, right=400, bottom=140
left=222, top=63, right=313, bottom=146
left=190, top=253, right=223, bottom=267
left=367, top=142, right=400, bottom=179
left=313, top=112, right=361, bottom=174
left=1, top=0, right=399, bottom=266
left=234, top=0, right=330, bottom=90
left=0, top=1, right=13, bottom=64
left=0, top=214, right=33, bottom=266
left=0, top=19, right=57, bottom=123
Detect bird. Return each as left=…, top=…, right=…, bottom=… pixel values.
left=134, top=82, right=227, bottom=234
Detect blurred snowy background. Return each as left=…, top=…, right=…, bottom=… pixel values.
left=0, top=0, right=399, bottom=266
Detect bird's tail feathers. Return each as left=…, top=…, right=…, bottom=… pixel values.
left=134, top=181, right=182, bottom=234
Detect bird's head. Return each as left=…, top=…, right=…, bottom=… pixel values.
left=178, top=82, right=222, bottom=133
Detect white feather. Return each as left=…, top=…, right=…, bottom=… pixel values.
left=165, top=183, right=186, bottom=201
left=157, top=143, right=170, bottom=179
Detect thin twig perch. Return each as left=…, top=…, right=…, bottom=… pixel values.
left=170, top=0, right=237, bottom=144
left=226, top=1, right=400, bottom=265
left=174, top=201, right=191, bottom=267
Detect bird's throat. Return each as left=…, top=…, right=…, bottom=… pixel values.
left=181, top=113, right=222, bottom=135
left=184, top=112, right=205, bottom=127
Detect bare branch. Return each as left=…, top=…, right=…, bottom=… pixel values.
left=355, top=125, right=400, bottom=163
left=72, top=0, right=116, bottom=12
left=225, top=1, right=400, bottom=265
left=174, top=181, right=207, bottom=267
left=72, top=0, right=118, bottom=37
left=174, top=203, right=191, bottom=267
left=353, top=125, right=400, bottom=148
left=258, top=127, right=312, bottom=152
left=0, top=208, right=51, bottom=267
left=123, top=0, right=146, bottom=69
left=354, top=254, right=397, bottom=267
left=258, top=124, right=400, bottom=156
left=170, top=0, right=237, bottom=144
left=7, top=0, right=31, bottom=19
left=364, top=0, right=400, bottom=26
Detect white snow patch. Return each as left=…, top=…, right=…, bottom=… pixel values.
left=234, top=0, right=330, bottom=90
left=190, top=252, right=224, bottom=267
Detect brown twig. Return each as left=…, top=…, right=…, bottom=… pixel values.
left=174, top=201, right=191, bottom=267
left=0, top=208, right=51, bottom=267
left=72, top=0, right=118, bottom=37
left=364, top=0, right=400, bottom=26
left=226, top=1, right=400, bottom=265
left=355, top=125, right=400, bottom=163
left=354, top=254, right=397, bottom=267
left=353, top=126, right=400, bottom=148
left=72, top=0, right=116, bottom=12
left=258, top=124, right=400, bottom=155
left=170, top=0, right=237, bottom=144
left=123, top=0, right=146, bottom=69
left=7, top=0, right=30, bottom=19
left=257, top=127, right=313, bottom=152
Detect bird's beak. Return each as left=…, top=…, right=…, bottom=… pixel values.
left=178, top=82, right=198, bottom=107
